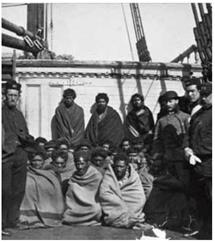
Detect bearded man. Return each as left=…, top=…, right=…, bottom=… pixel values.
left=85, top=93, right=124, bottom=147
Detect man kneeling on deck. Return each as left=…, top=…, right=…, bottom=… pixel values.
left=99, top=153, right=146, bottom=228
left=62, top=151, right=103, bottom=226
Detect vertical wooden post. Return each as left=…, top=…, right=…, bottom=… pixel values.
left=27, top=3, right=44, bottom=37
left=12, top=50, right=16, bottom=80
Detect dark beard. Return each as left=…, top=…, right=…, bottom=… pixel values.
left=97, top=105, right=106, bottom=114
left=64, top=101, right=73, bottom=108
left=133, top=104, right=143, bottom=111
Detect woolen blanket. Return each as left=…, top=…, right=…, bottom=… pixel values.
left=85, top=106, right=124, bottom=147
left=51, top=102, right=85, bottom=146
left=99, top=164, right=146, bottom=228
left=19, top=167, right=65, bottom=228
left=63, top=165, right=102, bottom=225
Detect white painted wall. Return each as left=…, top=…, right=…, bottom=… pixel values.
left=16, top=61, right=202, bottom=140
left=17, top=76, right=184, bottom=140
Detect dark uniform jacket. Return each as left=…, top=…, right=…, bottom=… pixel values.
left=188, top=104, right=212, bottom=156
left=185, top=104, right=212, bottom=177
left=2, top=104, right=29, bottom=163
left=153, top=110, right=190, bottom=162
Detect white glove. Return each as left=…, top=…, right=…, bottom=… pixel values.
left=189, top=154, right=202, bottom=165
left=184, top=147, right=194, bottom=158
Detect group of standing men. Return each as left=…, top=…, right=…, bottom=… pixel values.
left=2, top=77, right=212, bottom=239
left=52, top=89, right=154, bottom=150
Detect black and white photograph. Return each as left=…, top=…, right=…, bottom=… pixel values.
left=1, top=1, right=212, bottom=240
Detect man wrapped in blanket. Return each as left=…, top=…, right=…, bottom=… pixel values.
left=63, top=151, right=103, bottom=226
left=99, top=153, right=146, bottom=228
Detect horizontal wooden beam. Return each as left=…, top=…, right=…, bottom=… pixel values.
left=2, top=33, right=39, bottom=54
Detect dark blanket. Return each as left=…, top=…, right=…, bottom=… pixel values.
left=144, top=174, right=190, bottom=230
left=85, top=106, right=124, bottom=147
left=125, top=106, right=154, bottom=140
left=51, top=102, right=84, bottom=146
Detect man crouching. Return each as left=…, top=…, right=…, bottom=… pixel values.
left=99, top=153, right=146, bottom=228
left=62, top=151, right=102, bottom=226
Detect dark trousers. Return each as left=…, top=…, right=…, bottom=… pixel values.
left=190, top=170, right=212, bottom=239
left=2, top=147, right=27, bottom=228
left=166, top=161, right=190, bottom=193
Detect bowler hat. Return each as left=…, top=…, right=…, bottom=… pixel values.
left=164, top=91, right=179, bottom=101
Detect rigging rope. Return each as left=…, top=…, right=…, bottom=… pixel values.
left=50, top=3, right=53, bottom=51
left=121, top=3, right=135, bottom=61
left=2, top=3, right=28, bottom=8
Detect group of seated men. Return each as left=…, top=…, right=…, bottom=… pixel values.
left=20, top=136, right=150, bottom=229
left=2, top=77, right=212, bottom=239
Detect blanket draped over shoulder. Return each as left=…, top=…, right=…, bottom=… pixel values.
left=99, top=164, right=146, bottom=228
left=19, top=167, right=64, bottom=228
left=58, top=152, right=76, bottom=181
left=85, top=106, right=124, bottom=147
left=43, top=152, right=76, bottom=183
left=63, top=165, right=102, bottom=225
left=125, top=106, right=154, bottom=140
left=138, top=167, right=154, bottom=200
left=45, top=164, right=75, bottom=183
left=51, top=102, right=84, bottom=146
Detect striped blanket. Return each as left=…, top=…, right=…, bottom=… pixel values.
left=19, top=167, right=65, bottom=228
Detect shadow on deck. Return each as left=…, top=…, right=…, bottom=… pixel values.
left=2, top=225, right=195, bottom=240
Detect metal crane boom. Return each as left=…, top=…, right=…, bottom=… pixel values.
left=130, top=3, right=151, bottom=62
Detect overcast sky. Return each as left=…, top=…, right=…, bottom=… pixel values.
left=2, top=2, right=200, bottom=62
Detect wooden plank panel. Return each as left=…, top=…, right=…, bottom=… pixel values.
left=18, top=73, right=186, bottom=140
left=25, top=84, right=41, bottom=138
left=47, top=85, right=64, bottom=139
